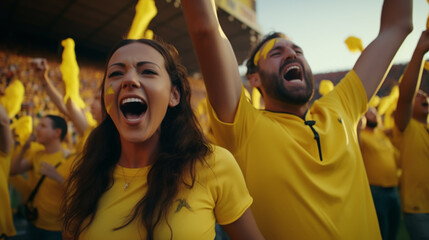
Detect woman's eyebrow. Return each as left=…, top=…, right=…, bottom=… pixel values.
left=137, top=61, right=161, bottom=70
left=108, top=62, right=125, bottom=69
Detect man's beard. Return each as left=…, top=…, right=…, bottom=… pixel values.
left=366, top=120, right=378, bottom=129
left=259, top=65, right=314, bottom=105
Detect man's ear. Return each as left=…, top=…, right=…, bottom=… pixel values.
left=54, top=128, right=62, bottom=140
left=169, top=86, right=180, bottom=107
left=248, top=73, right=261, bottom=88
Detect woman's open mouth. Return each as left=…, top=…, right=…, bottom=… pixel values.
left=120, top=97, right=147, bottom=122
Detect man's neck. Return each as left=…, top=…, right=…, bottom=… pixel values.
left=264, top=100, right=309, bottom=119
left=43, top=141, right=63, bottom=154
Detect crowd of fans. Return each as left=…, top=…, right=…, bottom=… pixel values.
left=0, top=1, right=427, bottom=236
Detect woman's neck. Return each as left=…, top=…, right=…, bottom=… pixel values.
left=118, top=130, right=160, bottom=168
left=413, top=112, right=428, bottom=124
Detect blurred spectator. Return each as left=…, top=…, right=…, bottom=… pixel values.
left=359, top=107, right=401, bottom=240
left=393, top=29, right=429, bottom=240
left=0, top=103, right=16, bottom=238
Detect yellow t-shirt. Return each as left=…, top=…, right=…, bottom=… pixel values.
left=394, top=119, right=429, bottom=213
left=0, top=150, right=16, bottom=236
left=360, top=128, right=399, bottom=187
left=29, top=149, right=72, bottom=231
left=80, top=146, right=252, bottom=239
left=9, top=143, right=45, bottom=200
left=208, top=70, right=380, bottom=240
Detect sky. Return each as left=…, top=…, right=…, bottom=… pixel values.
left=254, top=0, right=429, bottom=74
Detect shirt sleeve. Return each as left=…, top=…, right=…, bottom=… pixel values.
left=207, top=86, right=261, bottom=166
left=26, top=147, right=37, bottom=165
left=211, top=146, right=253, bottom=225
left=322, top=70, right=368, bottom=124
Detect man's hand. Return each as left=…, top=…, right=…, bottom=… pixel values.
left=40, top=161, right=64, bottom=184
left=31, top=58, right=49, bottom=84
left=22, top=133, right=36, bottom=151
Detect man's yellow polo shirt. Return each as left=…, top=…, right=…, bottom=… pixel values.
left=208, top=70, right=380, bottom=240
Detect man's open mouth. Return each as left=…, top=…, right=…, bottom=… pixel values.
left=283, top=65, right=302, bottom=82
left=120, top=97, right=147, bottom=121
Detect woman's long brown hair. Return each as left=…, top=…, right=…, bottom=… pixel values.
left=62, top=39, right=211, bottom=239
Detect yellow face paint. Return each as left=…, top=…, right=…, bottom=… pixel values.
left=106, top=104, right=112, bottom=114
left=106, top=85, right=114, bottom=95
left=253, top=51, right=261, bottom=66
left=253, top=38, right=278, bottom=66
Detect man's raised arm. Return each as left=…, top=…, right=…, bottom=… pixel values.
left=182, top=0, right=242, bottom=123
left=394, top=29, right=429, bottom=131
left=353, top=0, right=413, bottom=101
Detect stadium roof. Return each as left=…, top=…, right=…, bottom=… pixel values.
left=1, top=0, right=260, bottom=74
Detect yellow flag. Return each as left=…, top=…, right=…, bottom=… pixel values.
left=376, top=86, right=399, bottom=129
left=85, top=111, right=98, bottom=128
left=318, top=80, right=334, bottom=96
left=10, top=116, right=32, bottom=144
left=60, top=38, right=86, bottom=109
left=127, top=0, right=157, bottom=39
left=383, top=104, right=397, bottom=129
left=378, top=86, right=399, bottom=116
left=0, top=79, right=25, bottom=119
left=144, top=29, right=154, bottom=40
left=368, top=95, right=380, bottom=108
left=345, top=36, right=363, bottom=53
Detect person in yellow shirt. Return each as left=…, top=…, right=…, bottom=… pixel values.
left=10, top=114, right=70, bottom=239
left=393, top=29, right=429, bottom=240
left=32, top=59, right=102, bottom=154
left=183, top=0, right=412, bottom=239
left=0, top=103, right=16, bottom=238
left=359, top=107, right=401, bottom=240
left=62, top=39, right=264, bottom=239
